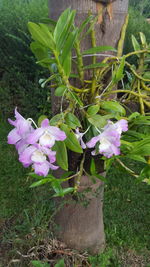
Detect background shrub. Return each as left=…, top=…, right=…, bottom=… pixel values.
left=0, top=0, right=50, bottom=119
left=123, top=8, right=150, bottom=64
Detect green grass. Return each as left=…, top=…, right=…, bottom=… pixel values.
left=0, top=122, right=150, bottom=266
left=0, top=122, right=55, bottom=266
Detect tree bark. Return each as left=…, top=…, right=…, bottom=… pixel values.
left=49, top=0, right=129, bottom=254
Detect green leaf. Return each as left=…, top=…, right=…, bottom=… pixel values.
left=40, top=18, right=56, bottom=27
left=53, top=141, right=68, bottom=170
left=131, top=35, right=140, bottom=55
left=54, top=9, right=76, bottom=51
left=88, top=114, right=107, bottom=128
left=82, top=15, right=98, bottom=38
left=128, top=112, right=140, bottom=121
left=60, top=171, right=74, bottom=180
left=54, top=259, right=65, bottom=267
left=31, top=260, right=49, bottom=267
left=125, top=130, right=145, bottom=141
left=65, top=113, right=81, bottom=129
left=143, top=71, right=150, bottom=79
left=55, top=86, right=67, bottom=97
left=100, top=101, right=126, bottom=115
left=132, top=115, right=150, bottom=125
left=30, top=42, right=50, bottom=67
left=139, top=32, right=146, bottom=46
left=62, top=51, right=71, bottom=77
left=113, top=56, right=125, bottom=83
left=51, top=180, right=63, bottom=195
left=87, top=105, right=100, bottom=116
left=39, top=74, right=59, bottom=88
left=28, top=22, right=55, bottom=50
left=50, top=114, right=63, bottom=126
left=94, top=173, right=107, bottom=183
left=90, top=158, right=96, bottom=175
left=60, top=124, right=83, bottom=153
left=126, top=155, right=147, bottom=163
left=68, top=91, right=84, bottom=107
left=54, top=8, right=71, bottom=43
left=53, top=187, right=74, bottom=197
left=104, top=157, right=115, bottom=173
left=61, top=28, right=78, bottom=64
left=140, top=164, right=150, bottom=178
left=78, top=15, right=94, bottom=36
left=38, top=115, right=47, bottom=127
left=36, top=57, right=55, bottom=65
left=83, top=46, right=116, bottom=55
left=83, top=63, right=107, bottom=70
left=130, top=138, right=150, bottom=156
left=30, top=178, right=53, bottom=188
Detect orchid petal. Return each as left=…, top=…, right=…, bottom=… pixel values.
left=15, top=139, right=28, bottom=154
left=33, top=161, right=50, bottom=177
left=19, top=145, right=36, bottom=167
left=7, top=128, right=21, bottom=144
left=27, top=128, right=44, bottom=144
left=39, top=132, right=55, bottom=148
left=49, top=163, right=59, bottom=170
left=86, top=135, right=100, bottom=148
left=41, top=118, right=49, bottom=128
left=31, top=150, right=46, bottom=163
left=47, top=126, right=66, bottom=141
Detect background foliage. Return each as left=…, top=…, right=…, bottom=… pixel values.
left=129, top=0, right=150, bottom=17
left=124, top=8, right=150, bottom=59
left=0, top=0, right=50, bottom=119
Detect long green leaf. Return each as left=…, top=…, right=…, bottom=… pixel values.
left=78, top=15, right=94, bottom=36
left=62, top=51, right=71, bottom=77
left=100, top=101, right=126, bottom=115
left=30, top=178, right=52, bottom=188
left=65, top=113, right=81, bottom=129
left=28, top=22, right=55, bottom=50
left=113, top=56, right=125, bottom=83
left=54, top=9, right=76, bottom=51
left=83, top=46, right=116, bottom=55
left=61, top=28, right=78, bottom=64
left=54, top=8, right=71, bottom=42
left=130, top=138, right=150, bottom=156
left=53, top=141, right=68, bottom=170
left=87, top=105, right=100, bottom=116
left=60, top=124, right=83, bottom=153
left=131, top=35, right=140, bottom=56
left=88, top=114, right=107, bottom=128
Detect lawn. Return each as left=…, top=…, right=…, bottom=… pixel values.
left=0, top=121, right=150, bottom=266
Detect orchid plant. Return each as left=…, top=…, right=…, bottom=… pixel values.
left=7, top=9, right=150, bottom=196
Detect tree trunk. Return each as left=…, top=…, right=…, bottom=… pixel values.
left=49, top=0, right=129, bottom=254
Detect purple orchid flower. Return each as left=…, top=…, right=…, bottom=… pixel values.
left=19, top=144, right=58, bottom=176
left=7, top=108, right=33, bottom=145
left=86, top=119, right=128, bottom=158
left=27, top=119, right=66, bottom=148
left=75, top=128, right=86, bottom=149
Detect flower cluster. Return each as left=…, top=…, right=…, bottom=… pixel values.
left=7, top=108, right=66, bottom=176
left=86, top=119, right=128, bottom=158
left=7, top=109, right=128, bottom=176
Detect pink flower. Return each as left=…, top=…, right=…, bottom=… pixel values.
left=86, top=119, right=128, bottom=158
left=75, top=128, right=86, bottom=149
left=19, top=144, right=58, bottom=176
left=7, top=108, right=33, bottom=145
left=27, top=119, right=66, bottom=148
left=7, top=109, right=67, bottom=176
